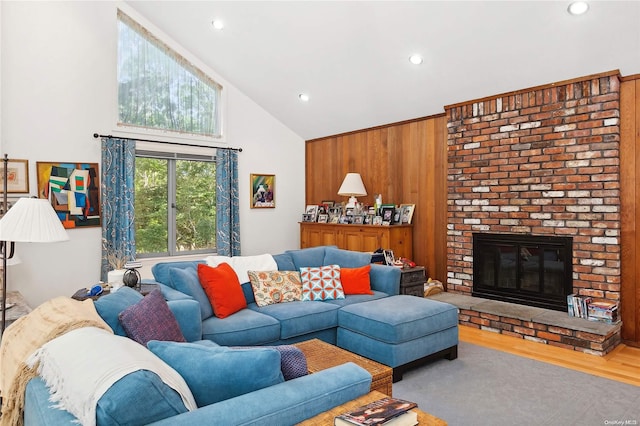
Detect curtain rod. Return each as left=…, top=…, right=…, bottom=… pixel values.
left=92, top=133, right=242, bottom=152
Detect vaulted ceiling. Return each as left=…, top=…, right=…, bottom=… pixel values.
left=125, top=1, right=640, bottom=140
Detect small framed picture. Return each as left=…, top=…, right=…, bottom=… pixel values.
left=353, top=215, right=364, bottom=225
left=329, top=214, right=340, bottom=224
left=0, top=159, right=29, bottom=193
left=392, top=208, right=402, bottom=224
left=372, top=215, right=383, bottom=226
left=250, top=174, right=275, bottom=208
left=400, top=204, right=415, bottom=224
left=383, top=249, right=395, bottom=266
left=302, top=213, right=315, bottom=222
left=317, top=213, right=329, bottom=223
left=321, top=200, right=335, bottom=207
left=363, top=214, right=373, bottom=225
left=305, top=205, right=319, bottom=221
left=380, top=205, right=395, bottom=224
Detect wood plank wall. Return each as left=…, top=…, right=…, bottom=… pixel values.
left=305, top=116, right=449, bottom=283
left=621, top=74, right=640, bottom=346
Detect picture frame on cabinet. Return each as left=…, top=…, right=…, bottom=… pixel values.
left=321, top=200, right=335, bottom=207
left=317, top=213, right=329, bottom=223
left=353, top=215, right=364, bottom=225
left=380, top=205, right=395, bottom=225
left=372, top=215, right=383, bottom=226
left=400, top=204, right=415, bottom=224
left=302, top=213, right=315, bottom=222
left=329, top=214, right=340, bottom=224
left=392, top=208, right=402, bottom=224
left=305, top=204, right=319, bottom=221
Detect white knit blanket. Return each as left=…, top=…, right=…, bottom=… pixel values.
left=206, top=253, right=277, bottom=283
left=26, top=327, right=196, bottom=425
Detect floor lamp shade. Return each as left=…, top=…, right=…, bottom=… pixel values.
left=0, top=198, right=69, bottom=243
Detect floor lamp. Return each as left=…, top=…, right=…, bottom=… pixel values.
left=0, top=195, right=69, bottom=335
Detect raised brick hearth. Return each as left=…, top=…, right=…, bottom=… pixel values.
left=444, top=72, right=621, bottom=353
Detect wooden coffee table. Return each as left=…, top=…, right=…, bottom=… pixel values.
left=297, top=390, right=447, bottom=425
left=293, top=338, right=393, bottom=396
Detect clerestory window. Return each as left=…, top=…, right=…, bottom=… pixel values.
left=117, top=10, right=222, bottom=139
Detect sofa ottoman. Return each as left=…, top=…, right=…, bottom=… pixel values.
left=336, top=295, right=459, bottom=381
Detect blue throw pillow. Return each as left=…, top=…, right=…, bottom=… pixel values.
left=94, top=287, right=143, bottom=336
left=147, top=341, right=284, bottom=407
left=169, top=267, right=214, bottom=320
left=96, top=370, right=188, bottom=424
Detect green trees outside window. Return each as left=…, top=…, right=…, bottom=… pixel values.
left=135, top=156, right=216, bottom=256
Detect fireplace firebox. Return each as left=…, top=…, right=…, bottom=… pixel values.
left=472, top=233, right=573, bottom=312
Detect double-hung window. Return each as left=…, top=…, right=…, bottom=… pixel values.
left=117, top=9, right=223, bottom=256
left=135, top=149, right=216, bottom=256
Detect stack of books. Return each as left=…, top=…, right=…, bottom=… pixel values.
left=124, top=260, right=142, bottom=269
left=587, top=300, right=618, bottom=324
left=334, top=397, right=418, bottom=426
left=567, top=294, right=619, bottom=324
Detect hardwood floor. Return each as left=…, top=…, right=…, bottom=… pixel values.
left=459, top=325, right=640, bottom=387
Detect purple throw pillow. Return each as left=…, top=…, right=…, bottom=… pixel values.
left=118, top=289, right=186, bottom=346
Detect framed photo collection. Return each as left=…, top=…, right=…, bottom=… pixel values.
left=300, top=202, right=416, bottom=226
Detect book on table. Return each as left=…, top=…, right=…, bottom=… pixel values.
left=334, top=397, right=418, bottom=426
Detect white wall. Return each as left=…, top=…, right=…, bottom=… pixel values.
left=0, top=1, right=305, bottom=308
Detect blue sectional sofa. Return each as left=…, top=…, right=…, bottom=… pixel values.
left=151, top=246, right=459, bottom=380
left=21, top=246, right=457, bottom=425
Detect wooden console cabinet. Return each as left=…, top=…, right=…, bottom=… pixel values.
left=299, top=222, right=413, bottom=259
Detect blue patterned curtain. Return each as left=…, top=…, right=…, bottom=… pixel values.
left=216, top=149, right=240, bottom=256
left=101, top=137, right=136, bottom=281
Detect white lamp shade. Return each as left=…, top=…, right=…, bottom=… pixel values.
left=0, top=198, right=70, bottom=243
left=337, top=173, right=367, bottom=197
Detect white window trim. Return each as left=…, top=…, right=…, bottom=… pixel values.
left=114, top=2, right=229, bottom=147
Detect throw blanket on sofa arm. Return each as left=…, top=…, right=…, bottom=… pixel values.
left=26, top=327, right=197, bottom=426
left=0, top=297, right=113, bottom=426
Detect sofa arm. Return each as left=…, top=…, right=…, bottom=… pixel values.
left=149, top=362, right=372, bottom=426
left=369, top=264, right=401, bottom=295
left=167, top=299, right=202, bottom=342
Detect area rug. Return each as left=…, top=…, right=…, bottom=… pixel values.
left=393, top=341, right=640, bottom=426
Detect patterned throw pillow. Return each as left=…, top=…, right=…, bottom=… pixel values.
left=118, top=289, right=186, bottom=346
left=247, top=270, right=303, bottom=307
left=299, top=264, right=345, bottom=301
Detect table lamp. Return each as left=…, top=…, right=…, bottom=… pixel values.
left=338, top=173, right=367, bottom=208
left=0, top=197, right=69, bottom=334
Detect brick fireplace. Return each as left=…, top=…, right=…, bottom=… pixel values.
left=444, top=72, right=621, bottom=354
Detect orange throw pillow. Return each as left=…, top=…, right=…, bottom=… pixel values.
left=340, top=265, right=373, bottom=295
left=198, top=263, right=247, bottom=318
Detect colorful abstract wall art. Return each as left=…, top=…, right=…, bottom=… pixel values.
left=36, top=162, right=101, bottom=228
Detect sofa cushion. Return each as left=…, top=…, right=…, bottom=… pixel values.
left=324, top=247, right=370, bottom=268
left=198, top=263, right=247, bottom=318
left=272, top=252, right=296, bottom=271
left=300, top=265, right=345, bottom=301
left=249, top=301, right=340, bottom=340
left=94, top=287, right=143, bottom=336
left=340, top=265, right=373, bottom=295
left=248, top=270, right=303, bottom=307
left=119, top=289, right=186, bottom=345
left=286, top=246, right=329, bottom=269
left=201, top=308, right=281, bottom=346
left=151, top=260, right=205, bottom=285
left=95, top=370, right=189, bottom=424
left=169, top=267, right=214, bottom=320
left=147, top=341, right=284, bottom=407
left=338, top=295, right=459, bottom=344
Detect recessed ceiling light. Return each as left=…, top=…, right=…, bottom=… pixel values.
left=567, top=1, right=589, bottom=15
left=409, top=54, right=423, bottom=65
left=212, top=19, right=225, bottom=30
left=298, top=93, right=310, bottom=102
